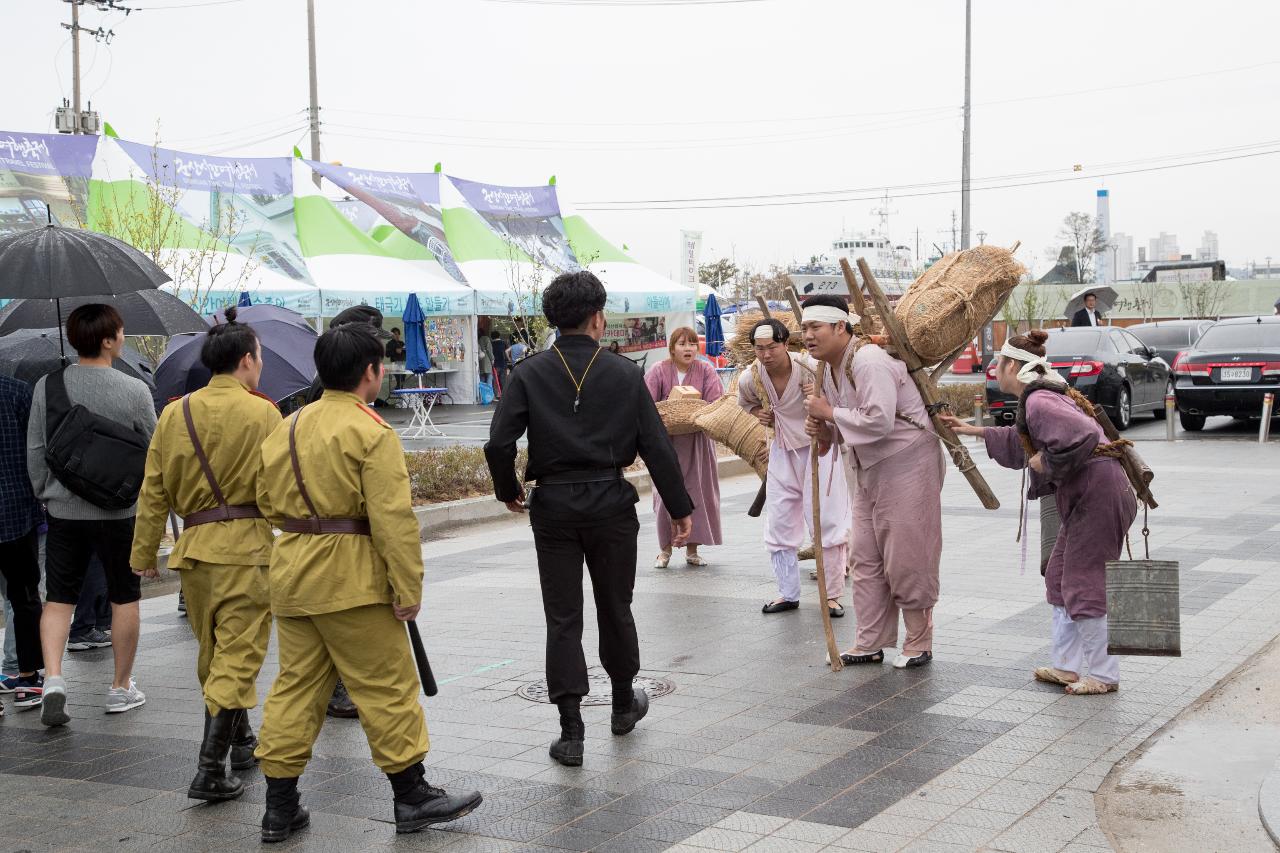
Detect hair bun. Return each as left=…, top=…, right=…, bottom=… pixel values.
left=223, top=306, right=238, bottom=324
left=1026, top=329, right=1049, bottom=346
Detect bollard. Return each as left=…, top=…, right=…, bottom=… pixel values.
left=1262, top=393, right=1275, bottom=444
left=1165, top=394, right=1176, bottom=441
left=973, top=393, right=984, bottom=427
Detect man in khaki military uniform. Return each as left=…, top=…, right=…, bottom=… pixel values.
left=253, top=324, right=480, bottom=843
left=131, top=308, right=279, bottom=802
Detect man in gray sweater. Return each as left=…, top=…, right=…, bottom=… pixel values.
left=27, top=304, right=156, bottom=726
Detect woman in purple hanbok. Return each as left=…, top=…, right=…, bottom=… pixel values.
left=645, top=327, right=722, bottom=568
left=944, top=330, right=1137, bottom=695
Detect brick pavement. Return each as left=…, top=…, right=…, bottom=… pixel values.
left=0, top=437, right=1277, bottom=852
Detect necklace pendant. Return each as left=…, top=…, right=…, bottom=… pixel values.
left=573, top=397, right=580, bottom=413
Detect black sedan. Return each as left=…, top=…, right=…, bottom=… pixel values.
left=1172, top=315, right=1280, bottom=431
left=1127, top=320, right=1214, bottom=372
left=986, top=326, right=1171, bottom=430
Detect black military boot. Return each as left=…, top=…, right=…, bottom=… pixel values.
left=611, top=683, right=649, bottom=736
left=261, top=776, right=310, bottom=843
left=229, top=709, right=258, bottom=771
left=387, top=761, right=483, bottom=833
left=326, top=679, right=358, bottom=718
left=188, top=708, right=244, bottom=801
left=549, top=696, right=585, bottom=766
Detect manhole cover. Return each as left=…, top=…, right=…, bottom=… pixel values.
left=516, top=670, right=675, bottom=705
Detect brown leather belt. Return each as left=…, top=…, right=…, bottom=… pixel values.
left=279, top=517, right=371, bottom=535
left=283, top=408, right=371, bottom=536
left=184, top=504, right=264, bottom=528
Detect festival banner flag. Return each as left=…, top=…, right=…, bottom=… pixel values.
left=292, top=159, right=474, bottom=318
left=440, top=175, right=578, bottom=317
left=0, top=131, right=97, bottom=237
left=87, top=138, right=320, bottom=315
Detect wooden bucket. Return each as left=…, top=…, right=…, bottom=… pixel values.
left=1106, top=559, right=1181, bottom=656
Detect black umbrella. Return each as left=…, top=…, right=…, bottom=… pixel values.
left=0, top=290, right=206, bottom=338
left=155, top=320, right=317, bottom=405
left=0, top=328, right=163, bottom=413
left=0, top=224, right=171, bottom=357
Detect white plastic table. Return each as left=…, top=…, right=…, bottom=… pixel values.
left=392, top=387, right=448, bottom=439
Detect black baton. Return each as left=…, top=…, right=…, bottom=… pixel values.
left=406, top=621, right=438, bottom=697
left=747, top=481, right=767, bottom=517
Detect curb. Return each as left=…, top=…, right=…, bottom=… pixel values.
left=1260, top=758, right=1280, bottom=847
left=413, top=455, right=755, bottom=536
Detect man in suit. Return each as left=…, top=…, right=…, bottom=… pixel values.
left=1071, top=292, right=1104, bottom=327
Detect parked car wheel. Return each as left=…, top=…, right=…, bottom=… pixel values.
left=1112, top=386, right=1132, bottom=431
left=1180, top=411, right=1206, bottom=432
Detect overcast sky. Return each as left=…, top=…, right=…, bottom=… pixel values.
left=8, top=0, right=1280, bottom=280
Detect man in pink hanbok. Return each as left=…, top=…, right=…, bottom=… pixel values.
left=738, top=319, right=849, bottom=617
left=801, top=295, right=945, bottom=669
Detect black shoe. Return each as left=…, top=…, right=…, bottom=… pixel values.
left=261, top=776, right=310, bottom=843
left=388, top=762, right=483, bottom=833
left=611, top=686, right=649, bottom=736
left=326, top=679, right=358, bottom=718
left=229, top=709, right=258, bottom=771
left=894, top=650, right=933, bottom=669
left=188, top=708, right=244, bottom=802
left=762, top=600, right=800, bottom=614
left=177, top=591, right=187, bottom=615
left=550, top=703, right=585, bottom=767
left=829, top=603, right=845, bottom=618
left=839, top=650, right=885, bottom=665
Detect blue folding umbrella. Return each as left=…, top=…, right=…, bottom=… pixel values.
left=237, top=291, right=253, bottom=308
left=402, top=293, right=431, bottom=374
left=703, top=292, right=725, bottom=358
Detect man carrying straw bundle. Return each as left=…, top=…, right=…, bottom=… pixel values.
left=800, top=295, right=945, bottom=669
left=737, top=318, right=849, bottom=617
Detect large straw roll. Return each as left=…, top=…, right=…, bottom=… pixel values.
left=655, top=398, right=708, bottom=436
left=895, top=245, right=1025, bottom=364
left=693, top=377, right=769, bottom=478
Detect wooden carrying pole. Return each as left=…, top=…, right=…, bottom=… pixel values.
left=809, top=361, right=842, bottom=671
left=855, top=258, right=1001, bottom=510
left=746, top=296, right=773, bottom=517
left=837, top=259, right=869, bottom=319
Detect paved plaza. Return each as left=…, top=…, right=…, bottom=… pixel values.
left=0, top=435, right=1278, bottom=852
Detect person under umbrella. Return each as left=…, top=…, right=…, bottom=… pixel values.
left=0, top=328, right=163, bottom=414
left=0, top=290, right=206, bottom=339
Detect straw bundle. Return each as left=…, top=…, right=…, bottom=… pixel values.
left=693, top=377, right=769, bottom=478
left=656, top=399, right=708, bottom=435
left=894, top=245, right=1025, bottom=364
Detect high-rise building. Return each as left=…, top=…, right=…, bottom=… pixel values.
left=1148, top=232, right=1180, bottom=263
left=1094, top=190, right=1112, bottom=284
left=1111, top=232, right=1134, bottom=281
left=1198, top=230, right=1219, bottom=261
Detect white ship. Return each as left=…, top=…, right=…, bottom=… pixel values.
left=787, top=229, right=917, bottom=301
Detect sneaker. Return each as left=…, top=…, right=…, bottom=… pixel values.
left=41, top=676, right=70, bottom=727
left=105, top=679, right=146, bottom=714
left=67, top=628, right=112, bottom=651
left=13, top=675, right=44, bottom=709
left=0, top=674, right=19, bottom=693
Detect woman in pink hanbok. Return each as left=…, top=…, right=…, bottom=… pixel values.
left=645, top=327, right=723, bottom=568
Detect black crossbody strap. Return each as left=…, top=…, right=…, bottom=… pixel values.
left=44, top=368, right=72, bottom=440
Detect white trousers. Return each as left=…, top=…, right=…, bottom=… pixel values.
left=765, top=443, right=849, bottom=602
left=1051, top=605, right=1120, bottom=684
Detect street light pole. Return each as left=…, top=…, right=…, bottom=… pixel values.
left=960, top=0, right=972, bottom=251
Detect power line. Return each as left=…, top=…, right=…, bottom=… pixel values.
left=165, top=111, right=307, bottom=145
left=203, top=123, right=309, bottom=155
left=572, top=148, right=1280, bottom=211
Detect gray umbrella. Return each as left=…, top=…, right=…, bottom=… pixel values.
left=1063, top=285, right=1119, bottom=318
left=0, top=290, right=206, bottom=337
left=0, top=328, right=163, bottom=413
left=0, top=224, right=171, bottom=356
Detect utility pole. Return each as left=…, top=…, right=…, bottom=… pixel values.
left=960, top=0, right=972, bottom=251
left=307, top=0, right=322, bottom=185
left=58, top=1, right=130, bottom=134
left=977, top=230, right=987, bottom=245
left=70, top=1, right=82, bottom=131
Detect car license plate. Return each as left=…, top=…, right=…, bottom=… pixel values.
left=1219, top=367, right=1253, bottom=382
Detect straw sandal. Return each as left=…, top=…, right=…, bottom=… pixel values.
left=685, top=553, right=708, bottom=567
left=654, top=552, right=671, bottom=569
left=1033, top=667, right=1079, bottom=686
left=1064, top=677, right=1118, bottom=695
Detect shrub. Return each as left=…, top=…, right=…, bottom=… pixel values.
left=405, top=447, right=526, bottom=504
left=936, top=382, right=984, bottom=417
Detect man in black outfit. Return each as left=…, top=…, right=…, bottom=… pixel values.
left=485, top=271, right=693, bottom=767
left=1070, top=291, right=1104, bottom=327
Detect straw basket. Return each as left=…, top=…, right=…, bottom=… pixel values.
left=894, top=245, right=1025, bottom=364
left=727, top=310, right=805, bottom=368
left=693, top=377, right=769, bottom=477
left=656, top=399, right=708, bottom=436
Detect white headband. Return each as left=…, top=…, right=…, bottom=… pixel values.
left=999, top=342, right=1067, bottom=386
left=801, top=305, right=859, bottom=327
left=753, top=324, right=778, bottom=341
